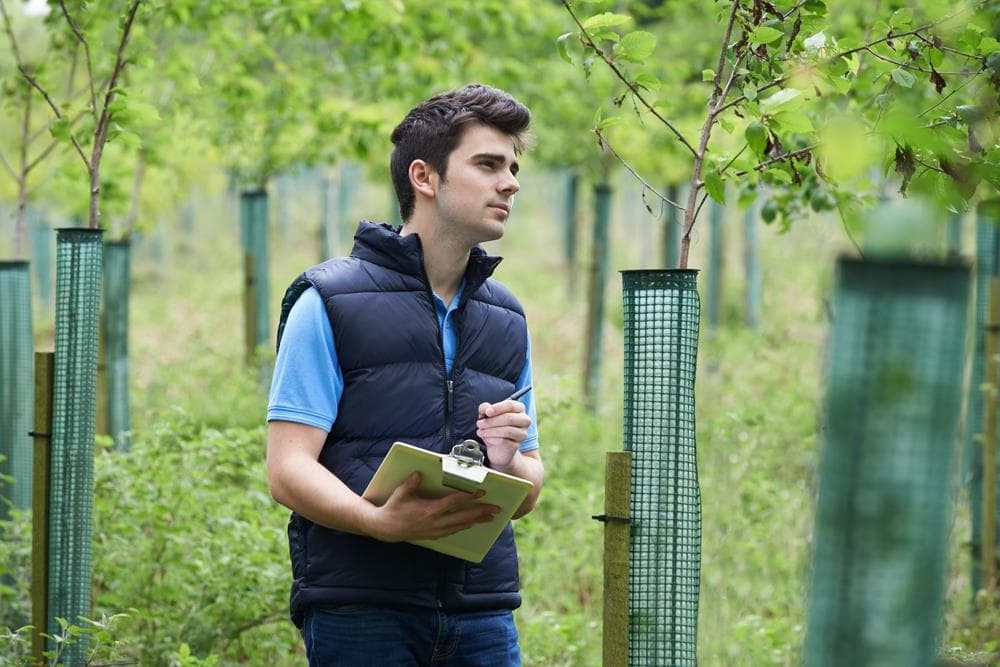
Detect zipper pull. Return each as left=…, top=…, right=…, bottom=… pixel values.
left=447, top=380, right=454, bottom=413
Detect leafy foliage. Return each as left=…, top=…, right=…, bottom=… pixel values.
left=559, top=0, right=1000, bottom=265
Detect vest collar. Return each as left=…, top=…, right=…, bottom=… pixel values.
left=352, top=221, right=503, bottom=301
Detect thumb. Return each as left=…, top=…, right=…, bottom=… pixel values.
left=390, top=472, right=422, bottom=502
left=404, top=471, right=422, bottom=490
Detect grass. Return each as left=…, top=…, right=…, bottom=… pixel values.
left=3, top=168, right=998, bottom=664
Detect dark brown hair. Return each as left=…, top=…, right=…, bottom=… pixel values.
left=390, top=84, right=531, bottom=221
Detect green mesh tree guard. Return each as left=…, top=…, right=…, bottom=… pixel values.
left=0, top=261, right=34, bottom=514
left=622, top=269, right=702, bottom=666
left=805, top=257, right=970, bottom=667
left=338, top=162, right=361, bottom=254
left=319, top=176, right=332, bottom=262
left=49, top=227, right=103, bottom=663
left=276, top=173, right=290, bottom=241
left=744, top=199, right=761, bottom=329
left=563, top=171, right=580, bottom=297
left=102, top=241, right=131, bottom=451
left=707, top=201, right=724, bottom=331
left=240, top=190, right=270, bottom=354
left=585, top=183, right=612, bottom=410
left=30, top=211, right=53, bottom=310
left=181, top=198, right=195, bottom=235
left=968, top=199, right=1000, bottom=594
left=948, top=210, right=963, bottom=259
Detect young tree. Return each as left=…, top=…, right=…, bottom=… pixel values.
left=560, top=0, right=1000, bottom=266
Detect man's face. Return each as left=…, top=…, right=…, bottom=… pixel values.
left=433, top=122, right=520, bottom=245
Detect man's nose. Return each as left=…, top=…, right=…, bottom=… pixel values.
left=499, top=171, right=520, bottom=195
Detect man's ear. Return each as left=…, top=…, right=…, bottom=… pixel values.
left=408, top=160, right=437, bottom=199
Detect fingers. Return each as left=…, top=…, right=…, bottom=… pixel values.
left=380, top=479, right=500, bottom=542
left=478, top=399, right=527, bottom=419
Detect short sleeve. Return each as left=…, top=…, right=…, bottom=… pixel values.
left=267, top=287, right=343, bottom=431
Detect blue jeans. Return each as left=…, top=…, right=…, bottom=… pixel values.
left=301, top=605, right=522, bottom=666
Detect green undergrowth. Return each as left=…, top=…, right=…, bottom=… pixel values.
left=3, top=187, right=998, bottom=664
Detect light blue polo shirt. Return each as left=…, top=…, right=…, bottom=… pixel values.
left=267, top=286, right=539, bottom=452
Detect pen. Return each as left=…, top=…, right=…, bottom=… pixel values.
left=476, top=386, right=533, bottom=455
left=479, top=386, right=533, bottom=418
left=506, top=385, right=532, bottom=402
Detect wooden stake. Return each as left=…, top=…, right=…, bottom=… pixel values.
left=602, top=451, right=632, bottom=666
left=31, top=351, right=54, bottom=663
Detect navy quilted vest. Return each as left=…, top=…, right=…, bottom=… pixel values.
left=276, top=222, right=528, bottom=627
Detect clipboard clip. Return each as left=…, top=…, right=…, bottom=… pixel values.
left=449, top=439, right=485, bottom=467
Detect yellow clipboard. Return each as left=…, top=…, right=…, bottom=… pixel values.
left=361, top=440, right=533, bottom=563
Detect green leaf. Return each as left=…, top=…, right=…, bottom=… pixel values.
left=772, top=110, right=814, bottom=133
left=556, top=32, right=575, bottom=64
left=889, top=8, right=912, bottom=29
left=979, top=37, right=1000, bottom=56
left=48, top=117, right=71, bottom=142
left=702, top=68, right=715, bottom=82
left=704, top=171, right=726, bottom=204
left=802, top=0, right=827, bottom=15
left=987, top=51, right=1000, bottom=73
left=749, top=26, right=784, bottom=45
left=614, top=30, right=656, bottom=63
left=633, top=71, right=661, bottom=92
left=586, top=29, right=619, bottom=44
left=597, top=115, right=624, bottom=130
left=760, top=88, right=803, bottom=113
left=582, top=12, right=631, bottom=32
left=890, top=68, right=916, bottom=88
left=745, top=121, right=767, bottom=158
left=742, top=84, right=757, bottom=101
left=767, top=169, right=792, bottom=185
left=957, top=105, right=985, bottom=124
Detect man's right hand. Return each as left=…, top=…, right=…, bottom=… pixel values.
left=370, top=472, right=500, bottom=543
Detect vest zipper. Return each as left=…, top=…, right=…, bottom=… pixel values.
left=446, top=379, right=454, bottom=447
left=414, top=240, right=456, bottom=449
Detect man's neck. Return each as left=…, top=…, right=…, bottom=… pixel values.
left=400, top=219, right=470, bottom=305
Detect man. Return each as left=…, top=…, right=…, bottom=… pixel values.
left=266, top=83, right=544, bottom=666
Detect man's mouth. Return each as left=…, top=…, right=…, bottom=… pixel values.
left=489, top=203, right=510, bottom=214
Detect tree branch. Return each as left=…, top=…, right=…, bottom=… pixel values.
left=18, top=65, right=91, bottom=168
left=561, top=0, right=697, bottom=156
left=57, top=0, right=98, bottom=119
left=733, top=144, right=818, bottom=176
left=863, top=47, right=973, bottom=75
left=0, top=0, right=25, bottom=65
left=918, top=70, right=983, bottom=117
left=594, top=128, right=685, bottom=211
left=913, top=32, right=979, bottom=60
left=93, top=0, right=142, bottom=154
left=717, top=13, right=968, bottom=117
left=26, top=137, right=63, bottom=174
left=0, top=149, right=16, bottom=182
left=681, top=0, right=741, bottom=246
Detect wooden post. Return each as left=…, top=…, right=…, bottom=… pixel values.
left=602, top=451, right=632, bottom=666
left=31, top=351, right=54, bottom=663
left=983, top=277, right=1000, bottom=592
